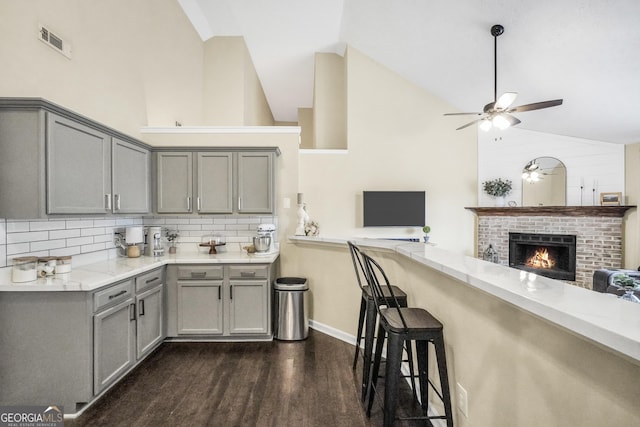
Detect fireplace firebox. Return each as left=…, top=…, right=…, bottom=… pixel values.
left=509, top=233, right=576, bottom=281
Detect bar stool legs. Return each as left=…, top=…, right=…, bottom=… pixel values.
left=352, top=295, right=367, bottom=370
left=367, top=326, right=454, bottom=427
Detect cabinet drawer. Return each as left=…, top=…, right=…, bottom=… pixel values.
left=228, top=265, right=268, bottom=280
left=177, top=265, right=224, bottom=280
left=94, top=280, right=134, bottom=312
left=135, top=268, right=164, bottom=293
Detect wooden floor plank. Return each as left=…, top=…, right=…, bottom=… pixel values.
left=67, top=330, right=428, bottom=426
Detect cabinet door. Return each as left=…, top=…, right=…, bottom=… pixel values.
left=136, top=284, right=163, bottom=360
left=196, top=152, right=233, bottom=213
left=112, top=138, right=150, bottom=213
left=228, top=280, right=269, bottom=334
left=47, top=113, right=111, bottom=214
left=94, top=299, right=136, bottom=395
left=156, top=152, right=193, bottom=213
left=237, top=152, right=274, bottom=214
left=177, top=281, right=223, bottom=335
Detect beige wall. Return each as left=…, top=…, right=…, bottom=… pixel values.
left=286, top=243, right=640, bottom=427
left=296, top=47, right=477, bottom=254
left=312, top=53, right=346, bottom=149
left=0, top=0, right=204, bottom=137
left=202, top=36, right=274, bottom=126
left=624, top=143, right=640, bottom=268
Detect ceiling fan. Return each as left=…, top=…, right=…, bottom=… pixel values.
left=445, top=24, right=563, bottom=131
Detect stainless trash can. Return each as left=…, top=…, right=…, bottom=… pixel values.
left=274, top=277, right=309, bottom=340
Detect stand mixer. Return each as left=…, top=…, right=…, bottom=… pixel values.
left=256, top=224, right=276, bottom=253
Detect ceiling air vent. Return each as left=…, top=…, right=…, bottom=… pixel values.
left=38, top=24, right=72, bottom=59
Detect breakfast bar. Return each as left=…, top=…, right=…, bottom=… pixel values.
left=287, top=236, right=640, bottom=426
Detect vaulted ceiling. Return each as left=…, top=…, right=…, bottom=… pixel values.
left=178, top=0, right=640, bottom=144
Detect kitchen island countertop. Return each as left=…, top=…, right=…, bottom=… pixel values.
left=289, top=235, right=640, bottom=365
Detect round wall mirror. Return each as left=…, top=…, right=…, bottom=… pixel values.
left=521, top=157, right=566, bottom=206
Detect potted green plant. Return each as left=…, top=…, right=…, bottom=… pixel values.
left=422, top=225, right=431, bottom=243
left=612, top=273, right=640, bottom=303
left=482, top=178, right=513, bottom=207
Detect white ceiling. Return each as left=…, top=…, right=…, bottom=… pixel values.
left=179, top=0, right=640, bottom=144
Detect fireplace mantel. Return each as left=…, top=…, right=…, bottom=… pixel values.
left=465, top=206, right=635, bottom=217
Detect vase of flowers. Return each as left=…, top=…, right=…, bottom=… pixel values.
left=482, top=178, right=513, bottom=207
left=165, top=229, right=179, bottom=254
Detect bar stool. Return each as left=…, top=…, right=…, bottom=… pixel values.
left=348, top=241, right=416, bottom=403
left=362, top=252, right=454, bottom=427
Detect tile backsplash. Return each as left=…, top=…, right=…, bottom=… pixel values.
left=0, top=215, right=276, bottom=269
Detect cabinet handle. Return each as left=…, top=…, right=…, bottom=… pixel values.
left=230, top=285, right=233, bottom=300
left=105, top=194, right=112, bottom=210
left=115, top=194, right=121, bottom=211
left=129, top=303, right=136, bottom=321
left=197, top=197, right=201, bottom=212
left=187, top=196, right=191, bottom=212
left=238, top=197, right=242, bottom=211
left=139, top=299, right=145, bottom=316
left=145, top=277, right=160, bottom=284
left=108, top=289, right=127, bottom=300
left=190, top=271, right=207, bottom=279
left=240, top=271, right=256, bottom=277
left=218, top=286, right=221, bottom=300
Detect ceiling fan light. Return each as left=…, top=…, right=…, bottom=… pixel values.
left=496, top=92, right=518, bottom=110
left=479, top=119, right=492, bottom=132
left=492, top=114, right=511, bottom=130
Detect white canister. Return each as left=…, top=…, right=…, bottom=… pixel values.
left=38, top=257, right=57, bottom=277
left=12, top=257, right=38, bottom=283
left=55, top=256, right=72, bottom=274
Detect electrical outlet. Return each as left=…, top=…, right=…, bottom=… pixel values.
left=456, top=382, right=469, bottom=418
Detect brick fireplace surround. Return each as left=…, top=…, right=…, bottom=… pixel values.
left=467, top=206, right=635, bottom=288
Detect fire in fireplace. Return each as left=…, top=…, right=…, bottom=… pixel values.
left=509, top=233, right=576, bottom=281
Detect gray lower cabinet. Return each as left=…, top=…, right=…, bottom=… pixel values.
left=154, top=150, right=274, bottom=215
left=177, top=281, right=224, bottom=334
left=93, top=268, right=164, bottom=395
left=135, top=270, right=165, bottom=358
left=93, top=282, right=136, bottom=395
left=0, top=99, right=151, bottom=217
left=167, top=263, right=274, bottom=338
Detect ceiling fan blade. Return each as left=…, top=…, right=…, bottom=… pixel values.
left=495, top=92, right=518, bottom=109
left=508, top=99, right=563, bottom=113
left=444, top=112, right=482, bottom=116
left=456, top=118, right=484, bottom=130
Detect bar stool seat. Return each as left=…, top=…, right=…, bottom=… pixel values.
left=349, top=242, right=414, bottom=403
left=362, top=252, right=454, bottom=427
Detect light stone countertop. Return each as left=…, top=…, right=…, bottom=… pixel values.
left=0, top=250, right=279, bottom=292
left=289, top=235, right=640, bottom=364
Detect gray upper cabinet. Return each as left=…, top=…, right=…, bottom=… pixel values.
left=197, top=152, right=233, bottom=213
left=112, top=138, right=150, bottom=214
left=237, top=152, right=274, bottom=214
left=0, top=99, right=151, bottom=218
left=156, top=152, right=193, bottom=213
left=155, top=150, right=275, bottom=215
left=47, top=113, right=112, bottom=214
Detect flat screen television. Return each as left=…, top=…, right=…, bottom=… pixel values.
left=363, top=191, right=425, bottom=227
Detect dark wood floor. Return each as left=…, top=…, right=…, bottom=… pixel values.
left=68, top=330, right=427, bottom=426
